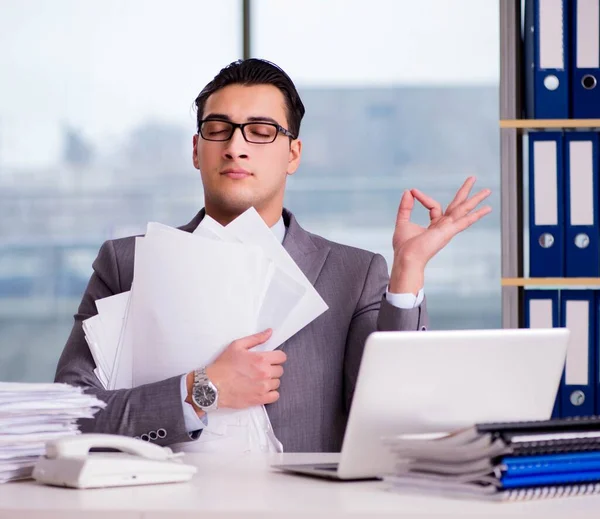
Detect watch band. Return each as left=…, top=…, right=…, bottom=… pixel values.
left=194, top=367, right=210, bottom=387
left=192, top=366, right=218, bottom=411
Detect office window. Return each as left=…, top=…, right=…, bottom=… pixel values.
left=0, top=0, right=241, bottom=381
left=252, top=0, right=500, bottom=330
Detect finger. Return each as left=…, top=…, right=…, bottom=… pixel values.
left=452, top=206, right=492, bottom=233
left=395, top=190, right=414, bottom=225
left=236, top=329, right=273, bottom=350
left=262, top=391, right=280, bottom=405
left=269, top=365, right=284, bottom=378
left=261, top=350, right=287, bottom=365
left=445, top=176, right=477, bottom=213
left=449, top=188, right=491, bottom=219
left=410, top=189, right=443, bottom=220
left=266, top=378, right=281, bottom=391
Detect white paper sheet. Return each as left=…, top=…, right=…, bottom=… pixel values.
left=130, top=226, right=266, bottom=386
left=213, top=208, right=328, bottom=351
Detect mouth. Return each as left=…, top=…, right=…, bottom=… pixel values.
left=220, top=168, right=252, bottom=179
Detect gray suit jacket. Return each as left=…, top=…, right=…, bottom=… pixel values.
left=55, top=208, right=428, bottom=452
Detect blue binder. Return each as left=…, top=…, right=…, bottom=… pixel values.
left=501, top=469, right=600, bottom=488
left=596, top=290, right=600, bottom=416
left=524, top=0, right=570, bottom=118
left=560, top=290, right=596, bottom=417
left=528, top=132, right=565, bottom=277
left=524, top=289, right=561, bottom=418
left=572, top=0, right=600, bottom=118
left=503, top=452, right=600, bottom=476
left=564, top=132, right=600, bottom=277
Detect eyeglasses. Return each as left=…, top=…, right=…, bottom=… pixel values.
left=198, top=119, right=296, bottom=144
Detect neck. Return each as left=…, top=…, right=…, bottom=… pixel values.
left=204, top=202, right=283, bottom=227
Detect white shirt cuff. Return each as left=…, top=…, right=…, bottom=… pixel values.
left=180, top=374, right=207, bottom=433
left=385, top=287, right=425, bottom=309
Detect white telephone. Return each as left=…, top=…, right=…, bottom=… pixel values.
left=32, top=433, right=197, bottom=489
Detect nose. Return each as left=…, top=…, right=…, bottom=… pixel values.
left=222, top=126, right=249, bottom=161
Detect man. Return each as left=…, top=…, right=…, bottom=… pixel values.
left=55, top=58, right=491, bottom=452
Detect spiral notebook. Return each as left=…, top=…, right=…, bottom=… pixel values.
left=383, top=416, right=600, bottom=501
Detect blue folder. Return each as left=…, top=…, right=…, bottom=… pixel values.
left=503, top=452, right=600, bottom=476
left=528, top=132, right=565, bottom=277
left=524, top=0, right=569, bottom=118
left=560, top=290, right=597, bottom=417
left=501, top=470, right=600, bottom=488
left=564, top=132, right=600, bottom=277
left=571, top=0, right=600, bottom=118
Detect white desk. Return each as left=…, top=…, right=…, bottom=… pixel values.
left=0, top=453, right=599, bottom=518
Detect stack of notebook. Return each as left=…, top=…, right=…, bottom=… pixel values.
left=383, top=416, right=600, bottom=501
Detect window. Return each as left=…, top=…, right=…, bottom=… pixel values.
left=0, top=0, right=501, bottom=382
left=253, top=0, right=501, bottom=330
left=0, top=0, right=241, bottom=381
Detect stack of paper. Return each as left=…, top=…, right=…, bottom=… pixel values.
left=0, top=382, right=105, bottom=483
left=382, top=417, right=600, bottom=501
left=82, top=208, right=328, bottom=452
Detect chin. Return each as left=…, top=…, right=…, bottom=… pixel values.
left=210, top=192, right=260, bottom=215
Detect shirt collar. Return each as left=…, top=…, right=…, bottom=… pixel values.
left=271, top=216, right=286, bottom=244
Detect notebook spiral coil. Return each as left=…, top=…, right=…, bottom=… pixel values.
left=504, top=482, right=600, bottom=502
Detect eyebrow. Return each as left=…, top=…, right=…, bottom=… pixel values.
left=203, top=113, right=280, bottom=125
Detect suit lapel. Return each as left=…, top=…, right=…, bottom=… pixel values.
left=179, top=208, right=206, bottom=233
left=282, top=209, right=330, bottom=287
left=179, top=207, right=330, bottom=288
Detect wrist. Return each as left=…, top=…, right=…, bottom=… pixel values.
left=205, top=364, right=227, bottom=408
left=185, top=371, right=206, bottom=419
left=389, top=256, right=425, bottom=295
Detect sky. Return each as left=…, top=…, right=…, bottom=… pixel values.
left=0, top=0, right=499, bottom=167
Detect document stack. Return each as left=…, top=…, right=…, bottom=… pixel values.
left=382, top=416, right=600, bottom=501
left=82, top=207, right=328, bottom=453
left=0, top=382, right=105, bottom=483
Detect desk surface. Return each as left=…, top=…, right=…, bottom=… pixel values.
left=1, top=453, right=600, bottom=518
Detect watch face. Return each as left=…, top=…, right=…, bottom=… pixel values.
left=194, top=384, right=216, bottom=407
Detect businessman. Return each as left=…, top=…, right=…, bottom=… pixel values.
left=55, top=58, right=491, bottom=452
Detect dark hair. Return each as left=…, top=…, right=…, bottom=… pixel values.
left=194, top=58, right=305, bottom=139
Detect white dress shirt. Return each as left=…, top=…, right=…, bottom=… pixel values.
left=180, top=216, right=425, bottom=432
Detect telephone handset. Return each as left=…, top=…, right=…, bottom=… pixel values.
left=33, top=433, right=197, bottom=489
left=45, top=433, right=179, bottom=461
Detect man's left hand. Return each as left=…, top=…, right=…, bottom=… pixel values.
left=389, top=176, right=492, bottom=295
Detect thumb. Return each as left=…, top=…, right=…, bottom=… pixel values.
left=237, top=329, right=273, bottom=350
left=395, top=190, right=414, bottom=227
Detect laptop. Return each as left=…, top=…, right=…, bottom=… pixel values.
left=273, top=327, right=570, bottom=480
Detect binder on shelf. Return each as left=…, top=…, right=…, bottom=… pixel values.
left=596, top=291, right=600, bottom=416
left=528, top=132, right=565, bottom=277
left=524, top=0, right=570, bottom=118
left=564, top=132, right=600, bottom=277
left=560, top=290, right=596, bottom=417
left=565, top=133, right=600, bottom=271
left=524, top=289, right=562, bottom=418
left=571, top=0, right=600, bottom=118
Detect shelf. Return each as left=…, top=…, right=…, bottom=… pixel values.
left=500, top=119, right=600, bottom=129
left=502, top=278, right=600, bottom=287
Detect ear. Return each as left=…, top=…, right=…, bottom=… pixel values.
left=286, top=139, right=302, bottom=176
left=192, top=134, right=200, bottom=170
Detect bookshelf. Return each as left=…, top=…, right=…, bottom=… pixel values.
left=499, top=2, right=600, bottom=327
left=500, top=120, right=600, bottom=129
left=499, top=0, right=523, bottom=328
left=502, top=278, right=600, bottom=287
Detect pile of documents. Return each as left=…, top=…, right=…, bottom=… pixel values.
left=82, top=208, right=328, bottom=452
left=0, top=382, right=105, bottom=483
left=382, top=417, right=600, bottom=501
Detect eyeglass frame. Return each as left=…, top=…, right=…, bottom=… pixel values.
left=197, top=118, right=297, bottom=144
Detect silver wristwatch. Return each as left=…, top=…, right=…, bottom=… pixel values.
left=191, top=367, right=218, bottom=411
